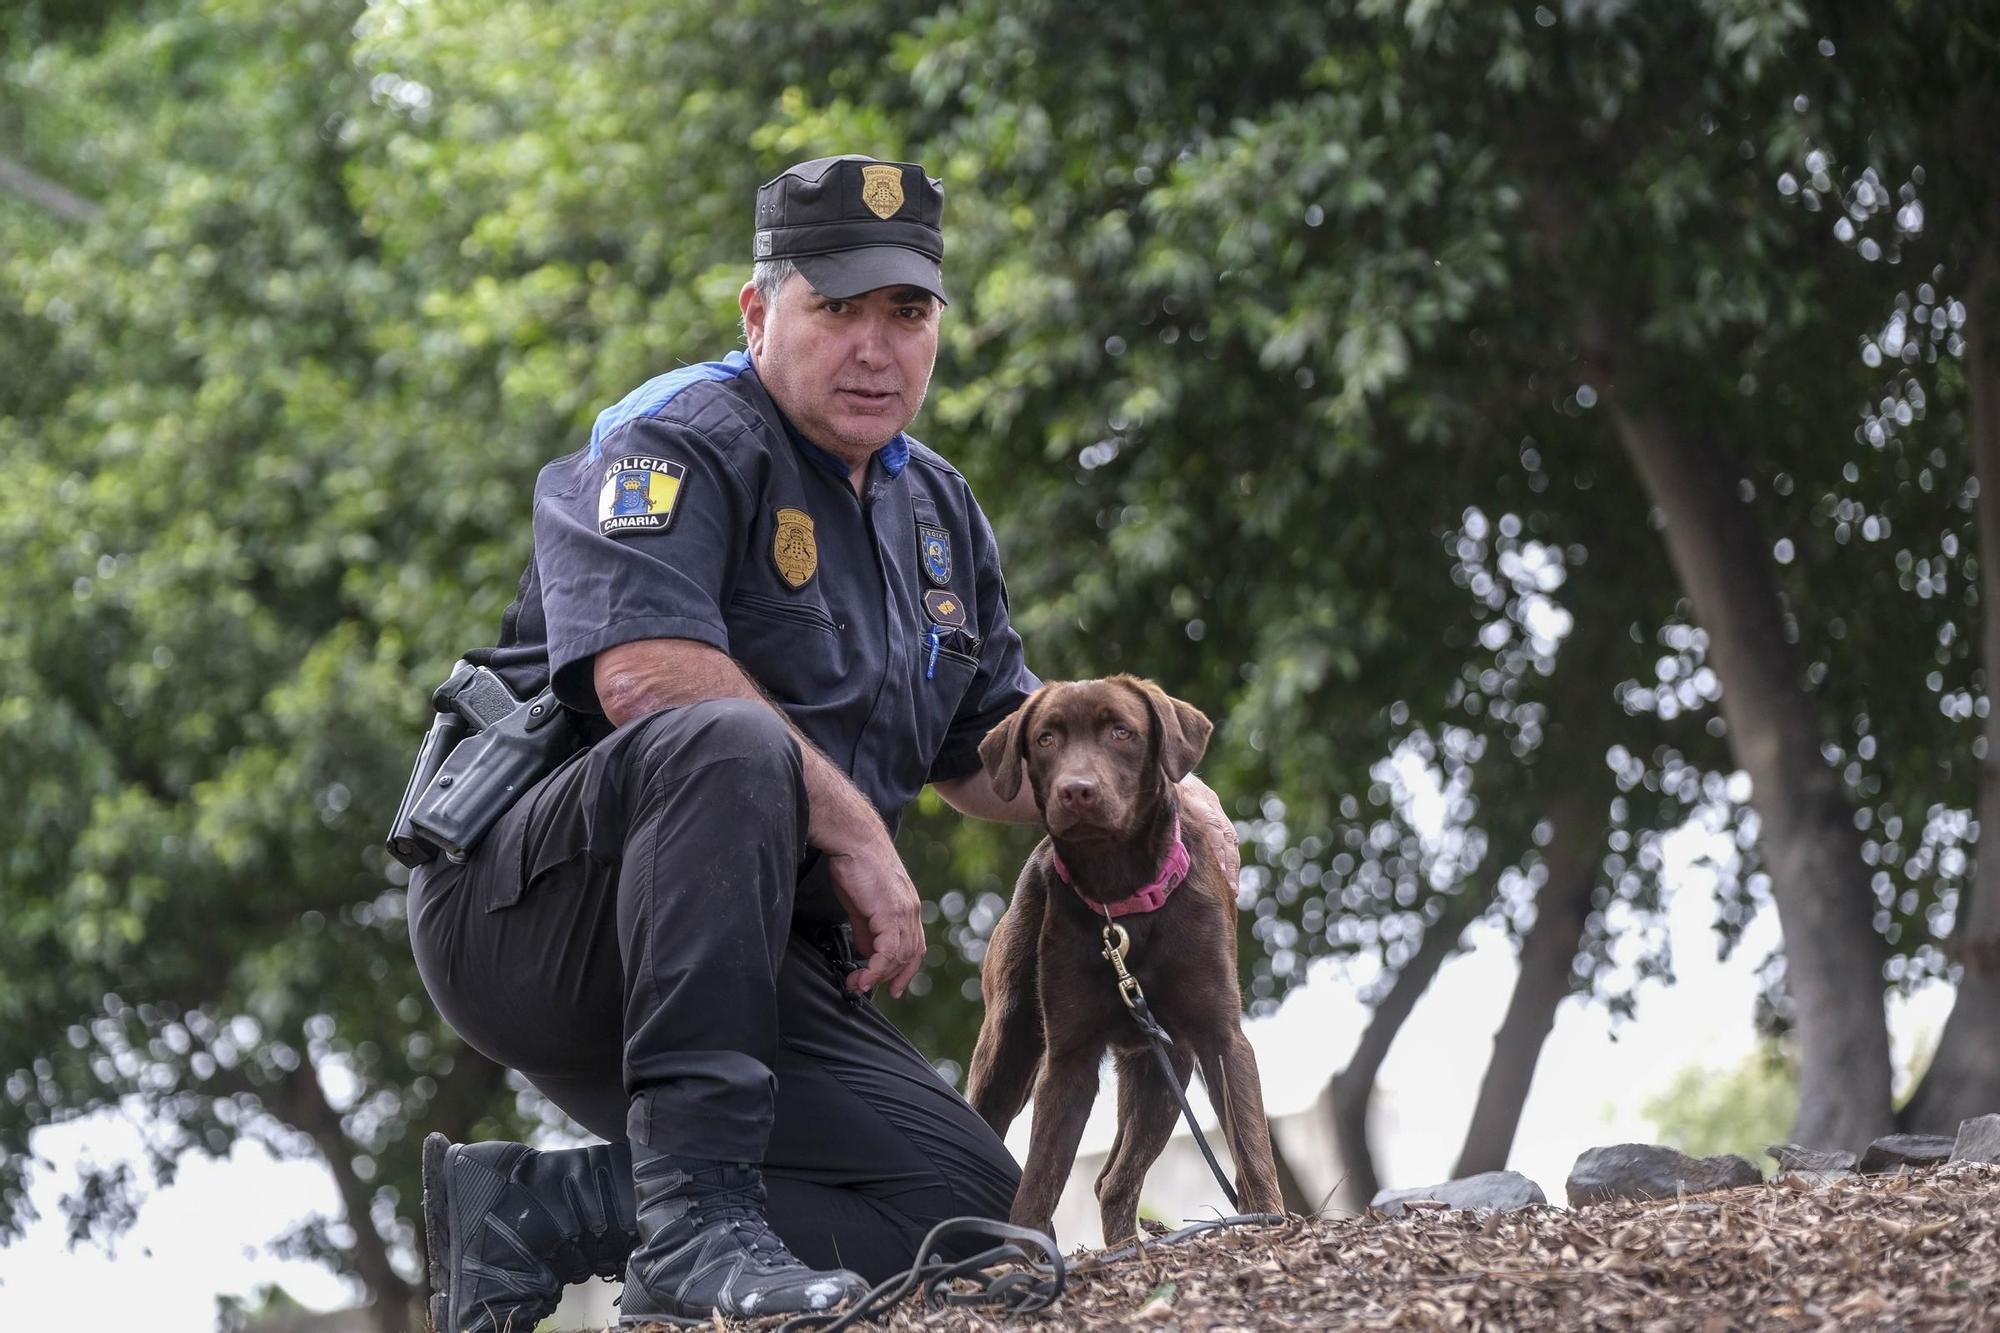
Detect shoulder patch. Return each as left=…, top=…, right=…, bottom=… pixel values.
left=599, top=455, right=687, bottom=536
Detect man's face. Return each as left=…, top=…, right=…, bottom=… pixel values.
left=741, top=272, right=940, bottom=465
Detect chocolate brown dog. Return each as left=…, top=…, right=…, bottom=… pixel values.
left=966, top=676, right=1284, bottom=1243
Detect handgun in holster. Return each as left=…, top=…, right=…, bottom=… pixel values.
left=387, top=660, right=578, bottom=867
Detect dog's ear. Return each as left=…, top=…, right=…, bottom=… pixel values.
left=979, top=692, right=1039, bottom=802
left=1128, top=677, right=1212, bottom=783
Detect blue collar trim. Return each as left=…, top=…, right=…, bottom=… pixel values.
left=587, top=351, right=752, bottom=461
left=783, top=420, right=909, bottom=482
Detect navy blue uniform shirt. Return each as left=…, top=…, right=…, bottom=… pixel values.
left=481, top=351, right=1038, bottom=830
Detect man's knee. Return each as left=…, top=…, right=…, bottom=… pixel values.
left=625, top=699, right=803, bottom=803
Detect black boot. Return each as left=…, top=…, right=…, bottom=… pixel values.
left=421, top=1132, right=637, bottom=1333
left=618, top=1150, right=867, bottom=1327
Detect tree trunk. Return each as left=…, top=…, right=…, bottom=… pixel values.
left=1903, top=242, right=2000, bottom=1132
left=284, top=1051, right=423, bottom=1333
left=1592, top=365, right=1894, bottom=1148
left=1452, top=795, right=1595, bottom=1177
left=1328, top=913, right=1464, bottom=1203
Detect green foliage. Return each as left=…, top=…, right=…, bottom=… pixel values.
left=1644, top=1045, right=1800, bottom=1161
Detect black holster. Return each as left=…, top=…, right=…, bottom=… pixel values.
left=387, top=662, right=580, bottom=867
left=387, top=710, right=468, bottom=867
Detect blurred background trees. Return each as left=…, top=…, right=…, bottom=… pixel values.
left=2, top=0, right=1997, bottom=1328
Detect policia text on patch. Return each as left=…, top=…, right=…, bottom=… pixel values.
left=387, top=658, right=579, bottom=867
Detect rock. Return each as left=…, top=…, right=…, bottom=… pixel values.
left=1369, top=1170, right=1548, bottom=1217
left=1766, top=1143, right=1858, bottom=1173
left=1950, top=1114, right=2000, bottom=1164
left=1775, top=1167, right=1857, bottom=1188
left=1857, top=1133, right=1954, bottom=1174
left=1766, top=1144, right=1858, bottom=1186
left=1565, top=1144, right=1761, bottom=1207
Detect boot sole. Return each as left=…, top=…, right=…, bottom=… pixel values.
left=421, top=1131, right=453, bottom=1333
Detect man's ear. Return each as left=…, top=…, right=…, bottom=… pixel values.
left=1125, top=677, right=1212, bottom=783
left=978, top=693, right=1038, bottom=802
left=739, top=281, right=768, bottom=358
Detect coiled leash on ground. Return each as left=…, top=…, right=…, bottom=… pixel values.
left=1073, top=1211, right=1293, bottom=1273
left=770, top=1212, right=1291, bottom=1332
left=775, top=1217, right=1066, bottom=1332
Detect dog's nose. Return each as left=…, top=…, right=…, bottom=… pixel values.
left=1056, top=777, right=1099, bottom=811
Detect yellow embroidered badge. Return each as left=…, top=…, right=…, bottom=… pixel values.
left=773, top=507, right=818, bottom=589
left=923, top=588, right=967, bottom=628
left=860, top=164, right=905, bottom=220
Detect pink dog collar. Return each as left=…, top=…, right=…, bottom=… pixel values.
left=1051, top=815, right=1193, bottom=918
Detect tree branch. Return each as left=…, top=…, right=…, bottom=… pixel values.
left=0, top=155, right=100, bottom=224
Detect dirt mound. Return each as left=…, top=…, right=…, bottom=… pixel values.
left=839, top=1160, right=2000, bottom=1331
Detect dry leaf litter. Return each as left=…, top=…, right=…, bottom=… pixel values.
left=621, top=1160, right=2000, bottom=1332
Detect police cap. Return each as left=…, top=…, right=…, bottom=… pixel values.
left=753, top=155, right=947, bottom=304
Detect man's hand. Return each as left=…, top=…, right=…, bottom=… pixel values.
left=1178, top=773, right=1241, bottom=890
left=827, top=832, right=927, bottom=998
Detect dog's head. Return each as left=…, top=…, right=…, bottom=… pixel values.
left=978, top=675, right=1212, bottom=840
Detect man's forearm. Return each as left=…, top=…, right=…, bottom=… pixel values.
left=933, top=767, right=1041, bottom=824
left=595, top=638, right=888, bottom=856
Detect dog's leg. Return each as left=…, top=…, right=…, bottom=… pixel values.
left=1092, top=1050, right=1140, bottom=1218
left=1009, top=1040, right=1103, bottom=1236
left=967, top=877, right=1047, bottom=1135
left=1198, top=1032, right=1285, bottom=1216
left=1094, top=1043, right=1194, bottom=1244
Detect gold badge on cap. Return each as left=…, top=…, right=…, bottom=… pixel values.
left=860, top=164, right=905, bottom=220
left=773, top=507, right=818, bottom=588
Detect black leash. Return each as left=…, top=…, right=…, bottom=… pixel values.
left=774, top=1217, right=1065, bottom=1333
left=1073, top=1211, right=1293, bottom=1272
left=1097, top=920, right=1241, bottom=1212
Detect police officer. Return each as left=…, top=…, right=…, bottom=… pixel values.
left=407, top=154, right=1044, bottom=1330
left=407, top=155, right=1239, bottom=1330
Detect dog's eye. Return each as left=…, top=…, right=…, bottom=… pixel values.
left=1110, top=725, right=1132, bottom=740
left=1036, top=733, right=1055, bottom=748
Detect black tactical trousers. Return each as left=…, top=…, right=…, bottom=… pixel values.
left=407, top=699, right=1019, bottom=1278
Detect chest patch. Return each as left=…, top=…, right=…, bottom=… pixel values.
left=923, top=588, right=967, bottom=628
left=919, top=524, right=952, bottom=586
left=772, top=507, right=818, bottom=589
left=599, top=456, right=687, bottom=535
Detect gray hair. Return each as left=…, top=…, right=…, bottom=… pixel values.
left=742, top=258, right=798, bottom=341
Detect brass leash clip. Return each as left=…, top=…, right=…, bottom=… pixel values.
left=1100, top=923, right=1146, bottom=1011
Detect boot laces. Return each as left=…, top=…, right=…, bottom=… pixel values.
left=682, top=1165, right=786, bottom=1258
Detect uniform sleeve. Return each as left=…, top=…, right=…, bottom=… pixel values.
left=534, top=418, right=749, bottom=713
left=927, top=496, right=1040, bottom=784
